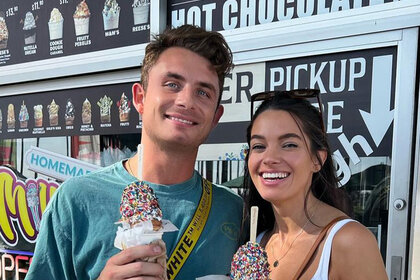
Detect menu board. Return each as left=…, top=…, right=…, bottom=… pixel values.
left=0, top=0, right=150, bottom=66
left=168, top=0, right=396, bottom=31
left=0, top=82, right=142, bottom=139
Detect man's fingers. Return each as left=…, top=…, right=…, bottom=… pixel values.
left=126, top=277, right=163, bottom=280
left=119, top=261, right=165, bottom=279
left=111, top=244, right=163, bottom=265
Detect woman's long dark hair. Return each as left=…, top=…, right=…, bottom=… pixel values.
left=243, top=96, right=353, bottom=234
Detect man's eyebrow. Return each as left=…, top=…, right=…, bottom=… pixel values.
left=198, top=81, right=217, bottom=93
left=250, top=133, right=302, bottom=141
left=165, top=72, right=185, bottom=81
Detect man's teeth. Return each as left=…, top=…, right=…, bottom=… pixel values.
left=170, top=117, right=193, bottom=125
left=262, top=172, right=288, bottom=179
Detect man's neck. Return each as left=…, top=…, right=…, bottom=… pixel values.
left=130, top=139, right=198, bottom=185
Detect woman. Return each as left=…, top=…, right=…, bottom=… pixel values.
left=242, top=90, right=387, bottom=279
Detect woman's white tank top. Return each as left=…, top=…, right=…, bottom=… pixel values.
left=256, top=219, right=356, bottom=280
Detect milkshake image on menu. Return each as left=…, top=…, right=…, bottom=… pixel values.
left=97, top=95, right=113, bottom=123
left=82, top=98, right=92, bottom=124
left=19, top=101, right=29, bottom=129
left=132, top=0, right=150, bottom=25
left=103, top=0, right=120, bottom=30
left=65, top=98, right=75, bottom=125
left=0, top=13, right=8, bottom=49
left=33, top=105, right=43, bottom=127
left=7, top=104, right=15, bottom=129
left=48, top=99, right=60, bottom=126
left=23, top=12, right=37, bottom=44
left=74, top=0, right=90, bottom=36
left=26, top=182, right=41, bottom=231
left=117, top=93, right=131, bottom=122
left=49, top=8, right=64, bottom=40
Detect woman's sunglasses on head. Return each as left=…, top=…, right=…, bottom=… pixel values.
left=250, top=89, right=325, bottom=133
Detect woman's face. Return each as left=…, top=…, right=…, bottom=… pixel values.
left=248, top=109, right=321, bottom=205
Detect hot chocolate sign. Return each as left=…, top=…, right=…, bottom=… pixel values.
left=0, top=166, right=59, bottom=247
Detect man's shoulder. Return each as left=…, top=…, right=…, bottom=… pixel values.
left=59, top=161, right=128, bottom=195
left=210, top=181, right=243, bottom=208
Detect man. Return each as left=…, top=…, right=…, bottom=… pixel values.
left=26, top=25, right=243, bottom=279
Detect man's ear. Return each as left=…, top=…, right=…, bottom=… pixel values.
left=132, top=83, right=145, bottom=115
left=313, top=149, right=327, bottom=172
left=211, top=105, right=224, bottom=129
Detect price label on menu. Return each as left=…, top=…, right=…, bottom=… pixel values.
left=32, top=0, right=44, bottom=11
left=6, top=6, right=18, bottom=17
left=60, top=0, right=69, bottom=5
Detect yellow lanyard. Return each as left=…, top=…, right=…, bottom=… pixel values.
left=166, top=178, right=212, bottom=280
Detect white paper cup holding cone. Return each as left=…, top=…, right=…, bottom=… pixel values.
left=114, top=220, right=177, bottom=280
left=114, top=219, right=177, bottom=249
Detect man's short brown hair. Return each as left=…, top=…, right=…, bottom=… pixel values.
left=140, top=25, right=234, bottom=105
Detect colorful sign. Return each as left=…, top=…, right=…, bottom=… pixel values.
left=0, top=249, right=32, bottom=280
left=0, top=165, right=58, bottom=279
left=0, top=166, right=59, bottom=249
left=25, top=146, right=99, bottom=181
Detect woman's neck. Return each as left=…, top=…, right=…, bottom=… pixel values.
left=271, top=194, right=320, bottom=235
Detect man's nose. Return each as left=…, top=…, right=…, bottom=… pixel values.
left=175, top=86, right=194, bottom=109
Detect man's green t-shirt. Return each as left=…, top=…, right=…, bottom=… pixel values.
left=26, top=161, right=243, bottom=279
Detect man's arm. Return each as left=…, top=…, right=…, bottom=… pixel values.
left=26, top=192, right=76, bottom=279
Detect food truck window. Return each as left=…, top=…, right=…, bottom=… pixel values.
left=5, top=133, right=139, bottom=182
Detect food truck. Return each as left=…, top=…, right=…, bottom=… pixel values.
left=0, top=0, right=420, bottom=279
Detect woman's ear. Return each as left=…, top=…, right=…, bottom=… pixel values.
left=313, top=149, right=327, bottom=172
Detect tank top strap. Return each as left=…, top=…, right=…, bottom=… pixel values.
left=311, top=219, right=357, bottom=280
left=256, top=230, right=267, bottom=244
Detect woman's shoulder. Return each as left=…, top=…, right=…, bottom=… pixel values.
left=332, top=219, right=376, bottom=251
left=329, top=218, right=388, bottom=279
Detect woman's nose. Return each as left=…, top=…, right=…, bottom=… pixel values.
left=262, top=150, right=282, bottom=165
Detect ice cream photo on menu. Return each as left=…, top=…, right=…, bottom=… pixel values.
left=65, top=98, right=75, bottom=125
left=22, top=11, right=37, bottom=45
left=26, top=182, right=41, bottom=231
left=74, top=0, right=91, bottom=36
left=19, top=101, right=29, bottom=129
left=117, top=92, right=131, bottom=122
left=132, top=0, right=150, bottom=25
left=82, top=98, right=92, bottom=124
left=7, top=104, right=15, bottom=129
left=0, top=12, right=8, bottom=49
left=33, top=105, right=43, bottom=127
left=97, top=95, right=113, bottom=123
left=49, top=8, right=64, bottom=41
left=103, top=0, right=120, bottom=31
left=48, top=99, right=60, bottom=126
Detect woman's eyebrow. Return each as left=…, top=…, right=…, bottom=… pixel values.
left=250, top=133, right=302, bottom=141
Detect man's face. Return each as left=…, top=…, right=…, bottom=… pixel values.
left=133, top=47, right=224, bottom=150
